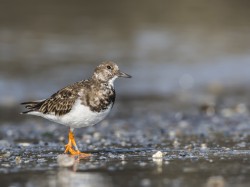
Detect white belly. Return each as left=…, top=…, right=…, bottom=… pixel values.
left=28, top=99, right=112, bottom=128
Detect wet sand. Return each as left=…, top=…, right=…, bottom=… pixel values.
left=1, top=91, right=250, bottom=187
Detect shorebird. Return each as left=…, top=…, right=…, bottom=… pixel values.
left=21, top=61, right=131, bottom=158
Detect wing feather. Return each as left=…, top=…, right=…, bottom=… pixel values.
left=21, top=81, right=85, bottom=116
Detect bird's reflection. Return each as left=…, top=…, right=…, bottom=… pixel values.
left=51, top=154, right=113, bottom=187
left=55, top=169, right=113, bottom=187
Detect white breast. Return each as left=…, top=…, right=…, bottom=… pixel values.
left=28, top=99, right=112, bottom=128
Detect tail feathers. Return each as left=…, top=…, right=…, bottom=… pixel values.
left=20, top=100, right=45, bottom=114
left=20, top=110, right=32, bottom=114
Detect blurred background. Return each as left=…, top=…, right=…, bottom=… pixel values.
left=1, top=1, right=250, bottom=186
left=1, top=0, right=250, bottom=105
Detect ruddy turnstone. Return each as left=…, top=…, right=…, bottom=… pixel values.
left=21, top=61, right=131, bottom=158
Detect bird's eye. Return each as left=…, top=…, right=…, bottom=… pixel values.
left=107, top=65, right=112, bottom=70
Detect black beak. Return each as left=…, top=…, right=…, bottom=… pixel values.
left=118, top=71, right=132, bottom=78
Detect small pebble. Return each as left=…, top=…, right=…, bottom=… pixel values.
left=58, top=136, right=65, bottom=142
left=222, top=147, right=230, bottom=151
left=1, top=151, right=11, bottom=158
left=184, top=144, right=193, bottom=151
left=57, top=154, right=75, bottom=167
left=119, top=154, right=125, bottom=160
left=108, top=153, right=117, bottom=159
left=152, top=151, right=163, bottom=159
left=173, top=140, right=180, bottom=148
left=168, top=131, right=176, bottom=139
left=15, top=156, right=22, bottom=164
left=93, top=132, right=101, bottom=140
left=201, top=143, right=208, bottom=150
left=24, top=160, right=30, bottom=164
left=17, top=142, right=31, bottom=147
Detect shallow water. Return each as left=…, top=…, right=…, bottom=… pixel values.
left=1, top=149, right=249, bottom=187
left=1, top=95, right=250, bottom=187
left=1, top=1, right=250, bottom=187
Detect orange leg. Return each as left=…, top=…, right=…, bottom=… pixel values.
left=64, top=129, right=91, bottom=158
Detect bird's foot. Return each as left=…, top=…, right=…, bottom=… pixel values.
left=64, top=145, right=91, bottom=160
left=64, top=130, right=91, bottom=159
left=73, top=151, right=91, bottom=160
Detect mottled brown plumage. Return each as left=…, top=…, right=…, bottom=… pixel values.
left=21, top=61, right=130, bottom=116
left=22, top=81, right=83, bottom=115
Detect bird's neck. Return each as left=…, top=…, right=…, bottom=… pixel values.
left=108, top=76, right=117, bottom=87
left=91, top=75, right=117, bottom=88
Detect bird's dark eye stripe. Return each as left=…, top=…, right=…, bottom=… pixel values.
left=107, top=65, right=111, bottom=69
